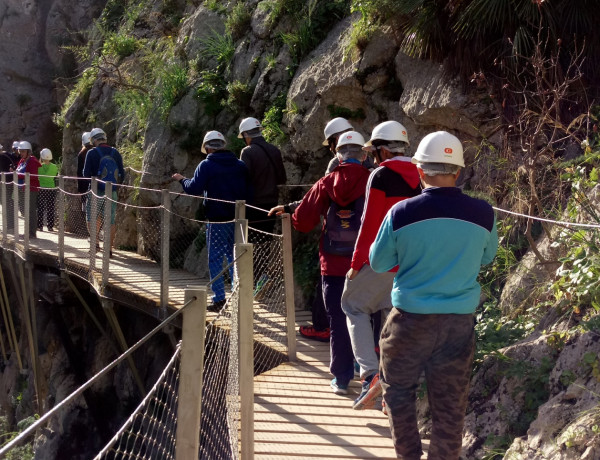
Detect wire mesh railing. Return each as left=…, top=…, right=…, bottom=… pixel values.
left=0, top=171, right=296, bottom=460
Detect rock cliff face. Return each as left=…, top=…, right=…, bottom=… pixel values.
left=0, top=0, right=106, bottom=151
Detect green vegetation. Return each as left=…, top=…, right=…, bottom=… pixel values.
left=226, top=2, right=251, bottom=40
left=327, top=104, right=365, bottom=121
left=224, top=80, right=253, bottom=111
left=102, top=32, right=139, bottom=59
left=293, top=240, right=321, bottom=302
left=261, top=93, right=288, bottom=147
left=278, top=0, right=350, bottom=68
left=348, top=0, right=600, bottom=86
left=195, top=70, right=227, bottom=117
left=54, top=67, right=98, bottom=128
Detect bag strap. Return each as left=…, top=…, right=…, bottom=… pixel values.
left=252, top=143, right=279, bottom=173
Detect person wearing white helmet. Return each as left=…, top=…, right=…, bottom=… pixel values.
left=323, top=117, right=375, bottom=173
left=77, top=131, right=93, bottom=195
left=341, top=120, right=421, bottom=411
left=238, top=116, right=286, bottom=232
left=0, top=143, right=17, bottom=231
left=369, top=131, right=498, bottom=460
left=173, top=131, right=252, bottom=311
left=83, top=127, right=125, bottom=255
left=37, top=148, right=58, bottom=232
left=15, top=141, right=42, bottom=238
left=290, top=131, right=371, bottom=395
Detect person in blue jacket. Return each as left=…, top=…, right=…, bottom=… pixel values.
left=369, top=131, right=498, bottom=460
left=172, top=131, right=252, bottom=311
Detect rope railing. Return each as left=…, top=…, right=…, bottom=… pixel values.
left=0, top=171, right=296, bottom=459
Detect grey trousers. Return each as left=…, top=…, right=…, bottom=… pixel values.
left=341, top=264, right=394, bottom=379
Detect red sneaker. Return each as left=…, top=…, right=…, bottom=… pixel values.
left=299, top=326, right=330, bottom=342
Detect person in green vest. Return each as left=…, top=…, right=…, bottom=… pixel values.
left=38, top=148, right=58, bottom=231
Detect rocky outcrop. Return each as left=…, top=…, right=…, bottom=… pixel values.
left=463, top=330, right=600, bottom=459
left=0, top=0, right=106, bottom=150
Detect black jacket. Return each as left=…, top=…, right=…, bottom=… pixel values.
left=240, top=137, right=286, bottom=206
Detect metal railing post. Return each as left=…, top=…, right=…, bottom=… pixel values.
left=235, top=200, right=246, bottom=221
left=1, top=174, right=7, bottom=241
left=101, top=181, right=112, bottom=288
left=160, top=190, right=170, bottom=312
left=281, top=213, right=297, bottom=361
left=89, top=178, right=98, bottom=275
left=236, top=243, right=254, bottom=460
left=24, top=174, right=30, bottom=249
left=12, top=172, right=19, bottom=242
left=175, top=287, right=207, bottom=460
left=58, top=177, right=65, bottom=267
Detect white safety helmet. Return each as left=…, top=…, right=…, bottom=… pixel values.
left=336, top=131, right=366, bottom=150
left=90, top=127, right=107, bottom=142
left=12, top=141, right=19, bottom=150
left=323, top=117, right=353, bottom=146
left=82, top=131, right=92, bottom=146
left=0, top=145, right=3, bottom=151
left=412, top=131, right=465, bottom=168
left=18, top=141, right=32, bottom=151
left=237, top=117, right=262, bottom=138
left=40, top=148, right=52, bottom=160
left=364, top=121, right=409, bottom=147
left=201, top=131, right=226, bottom=153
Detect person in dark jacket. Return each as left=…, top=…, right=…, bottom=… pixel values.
left=238, top=117, right=286, bottom=232
left=173, top=131, right=252, bottom=311
left=292, top=131, right=371, bottom=395
left=77, top=131, right=92, bottom=201
left=83, top=127, right=125, bottom=255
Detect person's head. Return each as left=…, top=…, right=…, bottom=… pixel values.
left=238, top=117, right=263, bottom=146
left=363, top=121, right=409, bottom=165
left=202, top=130, right=227, bottom=154
left=335, top=131, right=367, bottom=163
left=12, top=141, right=19, bottom=153
left=40, top=148, right=52, bottom=163
left=90, top=127, right=107, bottom=146
left=412, top=131, right=464, bottom=187
left=82, top=131, right=92, bottom=148
left=323, top=117, right=353, bottom=154
left=18, top=141, right=32, bottom=159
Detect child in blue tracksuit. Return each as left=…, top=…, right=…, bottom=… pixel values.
left=370, top=131, right=498, bottom=460
left=173, top=131, right=252, bottom=310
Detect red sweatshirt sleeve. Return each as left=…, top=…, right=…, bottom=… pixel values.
left=292, top=180, right=329, bottom=233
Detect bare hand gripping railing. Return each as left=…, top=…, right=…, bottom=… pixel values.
left=0, top=171, right=296, bottom=460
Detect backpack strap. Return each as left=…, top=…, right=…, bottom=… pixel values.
left=252, top=143, right=279, bottom=174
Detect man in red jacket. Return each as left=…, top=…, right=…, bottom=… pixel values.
left=342, top=121, right=422, bottom=410
left=292, top=131, right=371, bottom=394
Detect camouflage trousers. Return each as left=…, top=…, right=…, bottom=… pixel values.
left=379, top=308, right=475, bottom=460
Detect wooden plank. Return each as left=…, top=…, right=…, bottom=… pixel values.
left=254, top=442, right=397, bottom=458
left=254, top=431, right=395, bottom=447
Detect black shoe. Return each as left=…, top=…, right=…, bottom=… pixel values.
left=207, top=299, right=226, bottom=312
left=47, top=227, right=54, bottom=232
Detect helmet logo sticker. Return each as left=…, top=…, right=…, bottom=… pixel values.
left=444, top=148, right=453, bottom=154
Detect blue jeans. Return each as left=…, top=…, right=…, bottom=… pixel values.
left=207, top=222, right=235, bottom=302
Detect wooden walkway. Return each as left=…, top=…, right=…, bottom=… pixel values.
left=254, top=310, right=429, bottom=459
left=1, top=221, right=427, bottom=459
